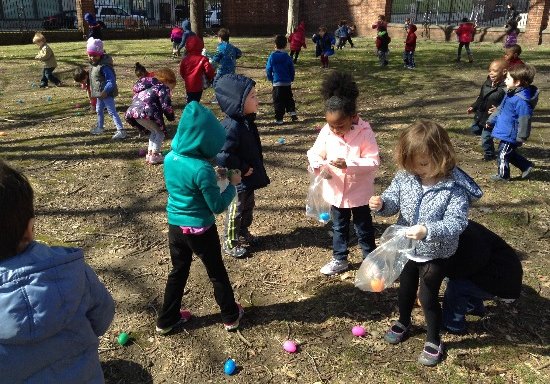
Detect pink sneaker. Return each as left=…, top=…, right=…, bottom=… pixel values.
left=148, top=153, right=164, bottom=165
left=155, top=309, right=192, bottom=335
left=223, top=303, right=244, bottom=331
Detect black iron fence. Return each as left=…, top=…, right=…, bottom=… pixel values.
left=390, top=0, right=530, bottom=28
left=0, top=0, right=222, bottom=31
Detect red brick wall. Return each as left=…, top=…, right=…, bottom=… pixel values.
left=222, top=0, right=547, bottom=45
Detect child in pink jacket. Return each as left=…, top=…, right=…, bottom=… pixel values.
left=307, top=72, right=380, bottom=276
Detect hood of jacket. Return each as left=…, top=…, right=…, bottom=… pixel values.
left=408, top=24, right=417, bottom=33
left=185, top=35, right=204, bottom=55
left=181, top=18, right=192, bottom=32
left=515, top=85, right=539, bottom=109
left=448, top=167, right=483, bottom=202
left=0, top=242, right=86, bottom=344
left=84, top=13, right=96, bottom=23
left=215, top=74, right=256, bottom=119
left=171, top=101, right=226, bottom=159
left=297, top=21, right=305, bottom=33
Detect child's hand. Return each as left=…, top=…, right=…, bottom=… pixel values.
left=329, top=158, right=347, bottom=169
left=228, top=169, right=242, bottom=185
left=369, top=196, right=383, bottom=211
left=244, top=167, right=254, bottom=177
left=487, top=105, right=497, bottom=114
left=406, top=225, right=427, bottom=240
left=467, top=107, right=474, bottom=114
left=214, top=166, right=228, bottom=180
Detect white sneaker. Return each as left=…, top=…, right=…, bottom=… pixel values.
left=148, top=153, right=164, bottom=165
left=320, top=259, right=349, bottom=275
left=90, top=126, right=104, bottom=135
left=112, top=130, right=127, bottom=140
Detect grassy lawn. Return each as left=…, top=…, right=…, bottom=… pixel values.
left=1, top=37, right=549, bottom=383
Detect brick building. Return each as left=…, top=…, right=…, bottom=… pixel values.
left=221, top=0, right=549, bottom=45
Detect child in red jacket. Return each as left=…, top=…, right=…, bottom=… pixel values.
left=288, top=21, right=307, bottom=64
left=179, top=35, right=215, bottom=103
left=403, top=24, right=417, bottom=69
left=456, top=18, right=475, bottom=63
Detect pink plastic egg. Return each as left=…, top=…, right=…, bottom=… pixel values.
left=352, top=325, right=366, bottom=337
left=283, top=340, right=297, bottom=353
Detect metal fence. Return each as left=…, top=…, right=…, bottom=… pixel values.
left=390, top=0, right=530, bottom=28
left=0, top=0, right=222, bottom=31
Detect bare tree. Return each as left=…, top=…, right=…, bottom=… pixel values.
left=190, top=0, right=204, bottom=37
left=287, top=0, right=300, bottom=35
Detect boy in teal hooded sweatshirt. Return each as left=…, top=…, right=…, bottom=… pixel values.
left=157, top=101, right=244, bottom=334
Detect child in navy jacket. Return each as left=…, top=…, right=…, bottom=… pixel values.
left=487, top=63, right=539, bottom=181
left=312, top=26, right=335, bottom=68
left=266, top=35, right=297, bottom=125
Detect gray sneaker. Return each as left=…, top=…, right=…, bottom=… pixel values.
left=90, top=126, right=104, bottom=135
left=320, top=259, right=349, bottom=275
left=112, top=130, right=127, bottom=140
left=521, top=166, right=534, bottom=179
left=224, top=245, right=247, bottom=258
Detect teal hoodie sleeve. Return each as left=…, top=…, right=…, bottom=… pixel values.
left=195, top=166, right=236, bottom=214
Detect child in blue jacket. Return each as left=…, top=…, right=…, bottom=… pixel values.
left=0, top=160, right=115, bottom=383
left=266, top=35, right=297, bottom=125
left=487, top=63, right=539, bottom=181
left=312, top=26, right=335, bottom=69
left=210, top=28, right=242, bottom=88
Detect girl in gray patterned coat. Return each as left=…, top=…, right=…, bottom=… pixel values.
left=369, top=120, right=482, bottom=366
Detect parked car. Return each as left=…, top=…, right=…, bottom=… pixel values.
left=94, top=5, right=148, bottom=29
left=205, top=9, right=221, bottom=28
left=42, top=10, right=77, bottom=30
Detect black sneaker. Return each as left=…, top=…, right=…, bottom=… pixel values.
left=291, top=114, right=298, bottom=122
left=482, top=155, right=496, bottom=161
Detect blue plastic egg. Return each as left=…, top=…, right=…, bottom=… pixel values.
left=223, top=358, right=236, bottom=375
left=319, top=212, right=330, bottom=222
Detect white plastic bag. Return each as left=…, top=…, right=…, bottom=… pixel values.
left=355, top=225, right=416, bottom=292
left=305, top=170, right=332, bottom=224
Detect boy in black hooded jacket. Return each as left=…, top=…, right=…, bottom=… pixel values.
left=215, top=74, right=270, bottom=258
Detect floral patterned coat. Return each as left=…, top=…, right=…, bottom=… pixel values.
left=125, top=77, right=175, bottom=134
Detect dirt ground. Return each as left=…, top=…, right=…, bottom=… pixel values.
left=1, top=37, right=549, bottom=383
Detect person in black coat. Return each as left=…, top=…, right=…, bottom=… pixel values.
left=467, top=58, right=507, bottom=161
left=442, top=220, right=523, bottom=334
left=215, top=74, right=270, bottom=258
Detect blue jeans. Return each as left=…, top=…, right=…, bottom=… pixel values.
left=403, top=51, right=415, bottom=67
left=471, top=123, right=495, bottom=158
left=442, top=279, right=493, bottom=333
left=96, top=96, right=124, bottom=131
left=331, top=205, right=376, bottom=261
left=496, top=140, right=533, bottom=179
left=40, top=67, right=60, bottom=86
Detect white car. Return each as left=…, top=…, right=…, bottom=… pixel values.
left=94, top=6, right=148, bottom=29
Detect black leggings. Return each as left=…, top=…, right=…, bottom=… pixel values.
left=290, top=50, right=300, bottom=62
left=398, top=258, right=448, bottom=344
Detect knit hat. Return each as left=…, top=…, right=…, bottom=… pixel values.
left=86, top=37, right=104, bottom=56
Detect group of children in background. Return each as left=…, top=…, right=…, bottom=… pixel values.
left=10, top=15, right=537, bottom=377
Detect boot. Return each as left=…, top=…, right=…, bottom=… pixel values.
left=468, top=54, right=474, bottom=63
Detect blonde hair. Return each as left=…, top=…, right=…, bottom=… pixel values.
left=155, top=67, right=177, bottom=87
left=395, top=120, right=457, bottom=179
left=32, top=32, right=46, bottom=44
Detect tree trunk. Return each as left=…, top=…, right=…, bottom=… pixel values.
left=190, top=0, right=204, bottom=38
left=287, top=0, right=300, bottom=35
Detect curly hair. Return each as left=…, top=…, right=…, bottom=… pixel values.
left=321, top=71, right=359, bottom=117
left=135, top=62, right=148, bottom=78
left=155, top=67, right=177, bottom=87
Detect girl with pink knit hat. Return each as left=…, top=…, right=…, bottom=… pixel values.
left=86, top=37, right=127, bottom=139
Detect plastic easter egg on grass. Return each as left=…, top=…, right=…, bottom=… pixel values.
left=319, top=212, right=330, bottom=222
left=75, top=103, right=81, bottom=108
left=283, top=340, right=297, bottom=353
left=370, top=277, right=385, bottom=292
left=138, top=148, right=147, bottom=157
left=277, top=137, right=286, bottom=144
left=352, top=325, right=366, bottom=337
left=117, top=332, right=130, bottom=346
left=223, top=358, right=236, bottom=375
